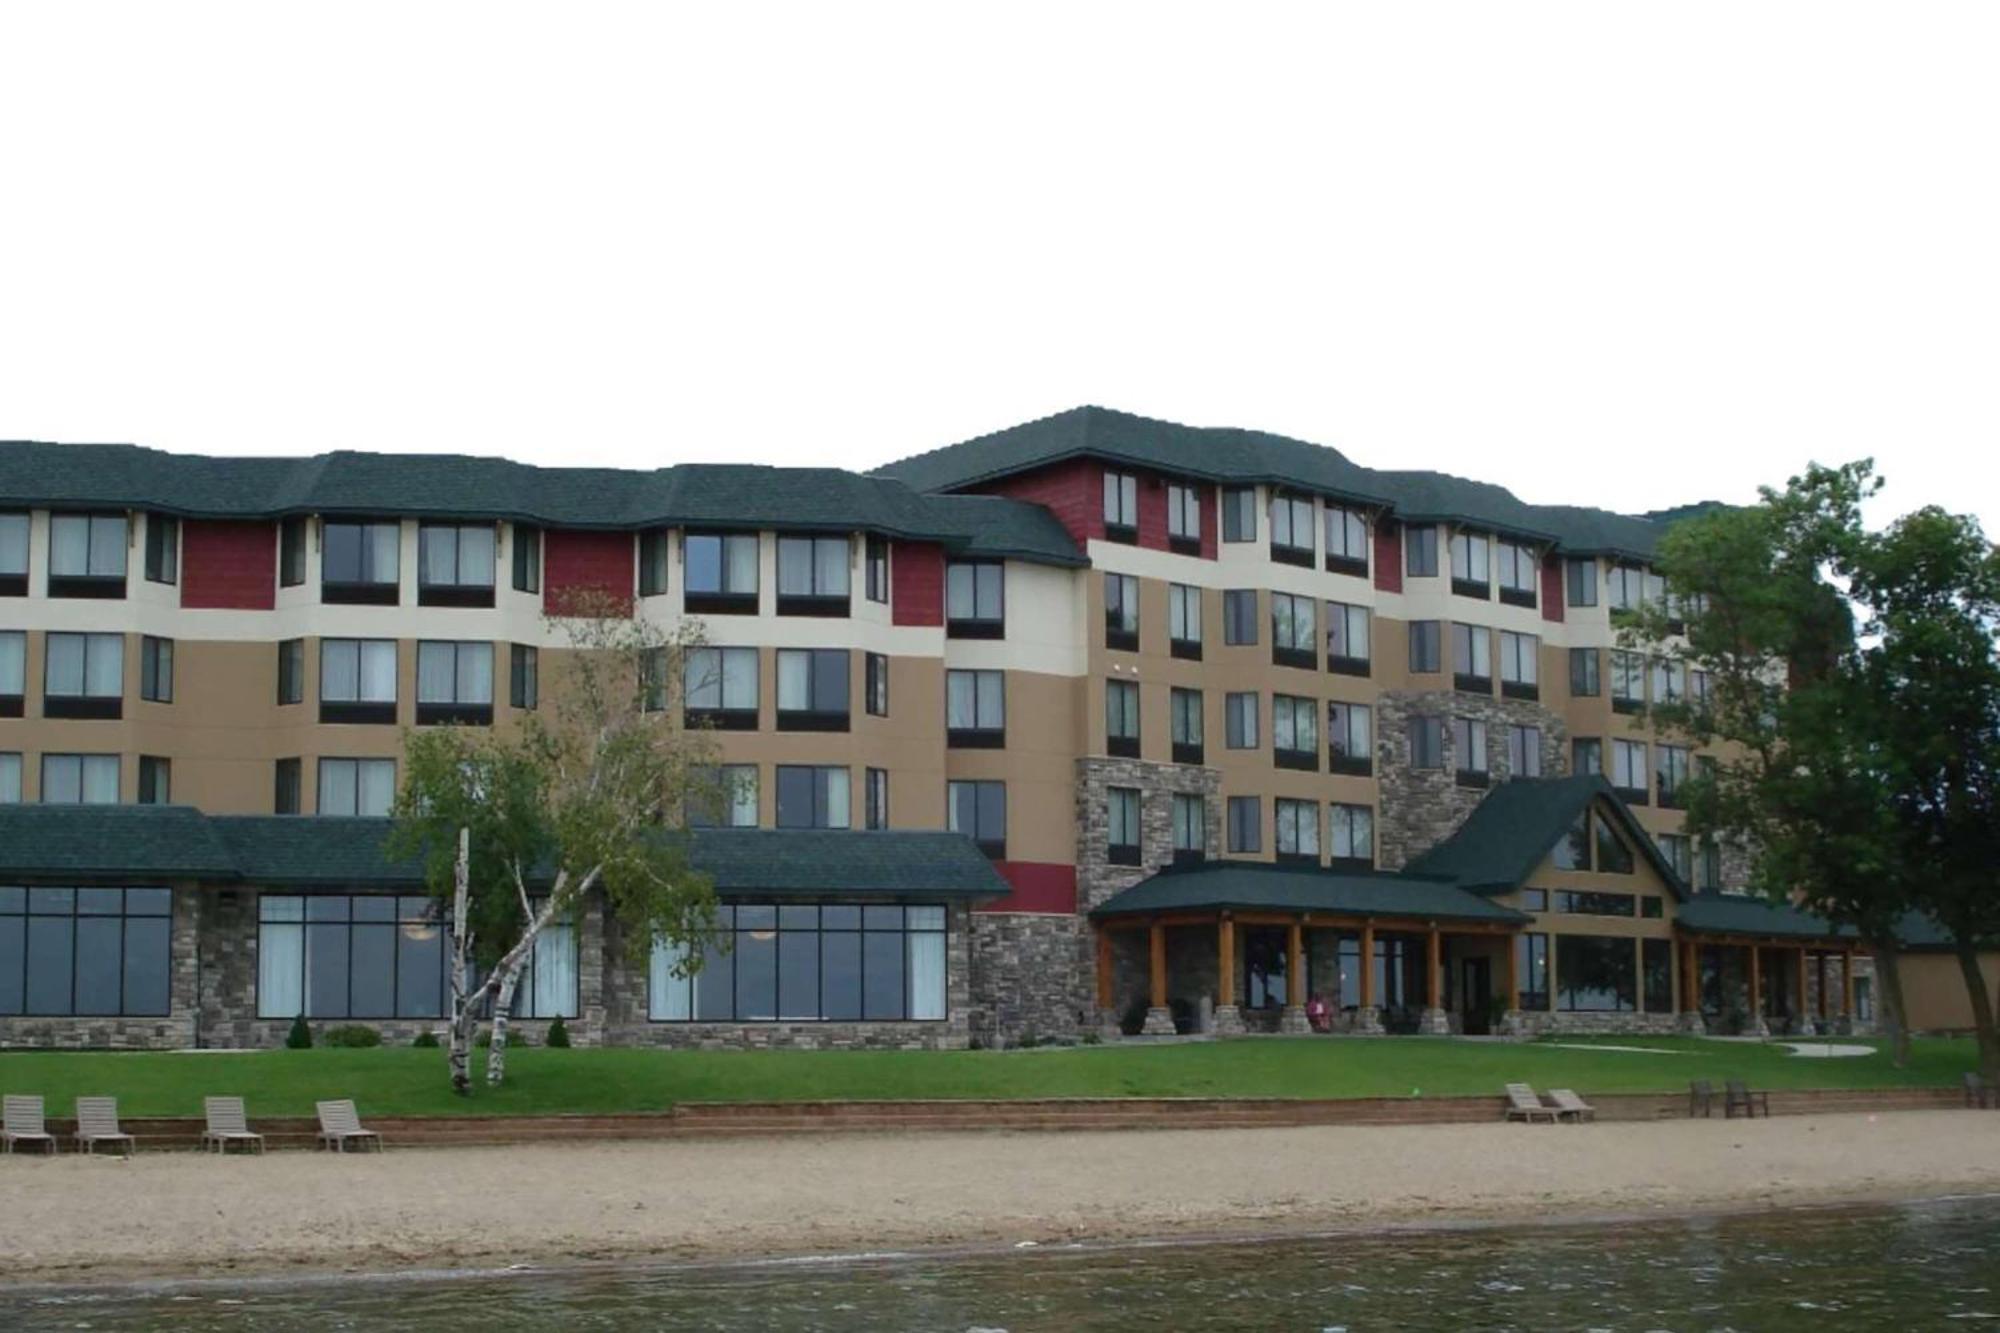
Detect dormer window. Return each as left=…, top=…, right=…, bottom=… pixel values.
left=776, top=536, right=851, bottom=616
left=48, top=513, right=128, bottom=599
left=322, top=520, right=401, bottom=605
left=418, top=523, right=496, bottom=607
left=1449, top=530, right=1491, bottom=599
left=685, top=532, right=759, bottom=614
left=1268, top=493, right=1314, bottom=567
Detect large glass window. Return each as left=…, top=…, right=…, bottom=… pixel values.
left=321, top=521, right=401, bottom=603
left=1268, top=494, right=1314, bottom=561
left=256, top=894, right=449, bottom=1020
left=320, top=639, right=398, bottom=723
left=1104, top=573, right=1139, bottom=649
left=1223, top=589, right=1258, bottom=645
left=1106, top=679, right=1140, bottom=756
left=948, top=781, right=1007, bottom=859
left=0, top=886, right=172, bottom=1017
left=1595, top=812, right=1636, bottom=873
left=41, top=754, right=119, bottom=804
left=946, top=562, right=1004, bottom=635
left=1323, top=505, right=1368, bottom=573
left=1103, top=471, right=1139, bottom=534
left=1517, top=933, right=1550, bottom=1011
left=649, top=903, right=947, bottom=1023
left=1274, top=798, right=1319, bottom=861
left=1221, top=487, right=1257, bottom=542
left=1224, top=691, right=1259, bottom=749
left=1168, top=583, right=1202, bottom=653
left=48, top=514, right=128, bottom=590
left=44, top=632, right=123, bottom=718
left=687, top=647, right=759, bottom=724
left=776, top=649, right=849, bottom=729
left=776, top=536, right=850, bottom=606
left=415, top=641, right=494, bottom=725
left=1555, top=890, right=1636, bottom=916
left=1325, top=601, right=1369, bottom=673
left=689, top=764, right=759, bottom=828
left=684, top=533, right=760, bottom=607
left=417, top=524, right=496, bottom=604
left=1329, top=803, right=1372, bottom=865
left=1556, top=935, right=1636, bottom=1012
left=317, top=758, right=396, bottom=816
left=775, top=765, right=849, bottom=828
left=1271, top=593, right=1316, bottom=666
left=946, top=669, right=1005, bottom=745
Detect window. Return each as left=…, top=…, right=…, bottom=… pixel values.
left=776, top=649, right=850, bottom=730
left=776, top=766, right=851, bottom=829
left=0, top=511, right=27, bottom=594
left=1507, top=725, right=1542, bottom=779
left=0, top=631, right=19, bottom=717
left=512, top=525, right=541, bottom=593
left=1652, top=658, right=1686, bottom=708
left=1107, top=786, right=1141, bottom=865
left=321, top=520, right=401, bottom=604
left=256, top=894, right=452, bottom=1020
left=1271, top=592, right=1316, bottom=668
left=279, top=517, right=306, bottom=588
left=1226, top=795, right=1261, bottom=853
left=946, top=562, right=1004, bottom=637
left=1644, top=570, right=1667, bottom=609
left=1273, top=694, right=1318, bottom=770
left=1166, top=483, right=1202, bottom=550
left=1517, top=933, right=1550, bottom=1011
left=1451, top=623, right=1492, bottom=693
left=1223, top=589, right=1258, bottom=645
left=1572, top=737, right=1603, bottom=776
left=1171, top=793, right=1205, bottom=863
left=1521, top=889, right=1549, bottom=912
left=686, top=647, right=759, bottom=727
left=1106, top=679, right=1140, bottom=758
left=1324, top=601, right=1370, bottom=675
left=1168, top=583, right=1202, bottom=658
left=684, top=532, right=760, bottom=611
left=1555, top=890, right=1636, bottom=917
left=1552, top=811, right=1590, bottom=871
left=274, top=758, right=301, bottom=815
left=48, top=513, right=128, bottom=596
left=277, top=639, right=304, bottom=705
left=41, top=754, right=119, bottom=804
left=1698, top=838, right=1723, bottom=890
left=418, top=524, right=497, bottom=606
left=1607, top=564, right=1644, bottom=611
left=1323, top=505, right=1368, bottom=575
left=1170, top=687, right=1203, bottom=764
left=1496, top=540, right=1536, bottom=607
left=1452, top=716, right=1489, bottom=786
left=1656, top=833, right=1693, bottom=882
left=1405, top=524, right=1439, bottom=578
left=1643, top=938, right=1671, bottom=1012
left=946, top=669, right=1005, bottom=747
left=866, top=535, right=889, bottom=603
left=1612, top=739, right=1649, bottom=802
left=1570, top=648, right=1600, bottom=697
left=1224, top=691, right=1259, bottom=749
left=1221, top=487, right=1257, bottom=542
left=1329, top=701, right=1372, bottom=775
left=0, top=753, right=18, bottom=803
left=1268, top=493, right=1314, bottom=564
left=1329, top=803, right=1373, bottom=867
left=1610, top=650, right=1645, bottom=712
left=689, top=764, right=759, bottom=828
left=137, top=755, right=171, bottom=804
left=865, top=768, right=889, bottom=831
left=319, top=639, right=398, bottom=724
left=144, top=515, right=179, bottom=585
left=1102, top=471, right=1139, bottom=539
left=317, top=758, right=396, bottom=816
left=1274, top=798, right=1319, bottom=862
left=1657, top=744, right=1692, bottom=808
left=416, top=641, right=495, bottom=726
left=0, top=886, right=173, bottom=1017
left=638, top=531, right=671, bottom=597
left=1556, top=935, right=1636, bottom=1012
left=140, top=636, right=173, bottom=704
left=776, top=535, right=851, bottom=612
left=1449, top=530, right=1490, bottom=596
left=1596, top=813, right=1636, bottom=873
left=510, top=644, right=539, bottom=710
left=865, top=652, right=889, bottom=717
left=44, top=632, right=124, bottom=719
left=1690, top=668, right=1713, bottom=711
left=649, top=903, right=946, bottom=1023
left=1104, top=574, right=1139, bottom=651
left=1408, top=716, right=1444, bottom=769
left=1498, top=630, right=1538, bottom=699
left=1566, top=557, right=1598, bottom=608
left=1408, top=620, right=1441, bottom=673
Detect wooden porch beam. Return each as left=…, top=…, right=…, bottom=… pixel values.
left=1425, top=926, right=1441, bottom=1010
left=1359, top=921, right=1375, bottom=1010
left=1149, top=921, right=1167, bottom=1011
left=1286, top=919, right=1304, bottom=1008
left=1218, top=914, right=1234, bottom=1009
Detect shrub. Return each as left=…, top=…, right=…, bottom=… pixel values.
left=323, top=1024, right=382, bottom=1048
left=474, top=1027, right=526, bottom=1049
left=545, top=1016, right=571, bottom=1048
left=412, top=1030, right=440, bottom=1048
left=285, top=1014, right=312, bottom=1049
left=1081, top=1031, right=1102, bottom=1045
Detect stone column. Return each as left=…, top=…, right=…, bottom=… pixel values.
left=1353, top=920, right=1384, bottom=1034
left=1213, top=915, right=1243, bottom=1036
left=1676, top=937, right=1707, bottom=1035
left=1793, top=947, right=1815, bottom=1036
left=1141, top=921, right=1175, bottom=1035
left=1418, top=926, right=1450, bottom=1035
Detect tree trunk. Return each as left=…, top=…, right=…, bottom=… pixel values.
left=448, top=828, right=475, bottom=1095
left=1955, top=946, right=2000, bottom=1082
left=486, top=962, right=525, bottom=1086
left=1872, top=943, right=1911, bottom=1068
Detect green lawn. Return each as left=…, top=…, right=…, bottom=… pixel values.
left=0, top=1035, right=1974, bottom=1119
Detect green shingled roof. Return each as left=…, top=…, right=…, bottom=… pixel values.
left=210, top=817, right=428, bottom=886
left=0, top=443, right=1085, bottom=568
left=874, top=405, right=1701, bottom=559
left=687, top=829, right=1009, bottom=896
left=0, top=805, right=238, bottom=879
left=1674, top=893, right=1861, bottom=941
left=1404, top=775, right=1689, bottom=898
left=1088, top=860, right=1530, bottom=925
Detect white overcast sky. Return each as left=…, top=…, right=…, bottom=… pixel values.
left=2, top=2, right=1995, bottom=534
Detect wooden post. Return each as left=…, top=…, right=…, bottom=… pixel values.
left=1149, top=922, right=1167, bottom=1011
left=1095, top=926, right=1114, bottom=1010
left=1816, top=952, right=1829, bottom=1022
left=1681, top=938, right=1699, bottom=1013
left=1842, top=948, right=1856, bottom=1018
left=1425, top=926, right=1441, bottom=1010
left=1218, top=914, right=1235, bottom=1008
left=1359, top=922, right=1376, bottom=1010
left=1795, top=947, right=1808, bottom=1026
left=1286, top=919, right=1304, bottom=1007
left=1504, top=933, right=1520, bottom=1012
left=1748, top=944, right=1762, bottom=1024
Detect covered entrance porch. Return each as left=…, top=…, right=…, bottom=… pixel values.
left=1673, top=893, right=1870, bottom=1036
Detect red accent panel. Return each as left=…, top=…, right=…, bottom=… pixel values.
left=1541, top=555, right=1566, bottom=623
left=1373, top=522, right=1403, bottom=593
left=978, top=861, right=1078, bottom=914
left=892, top=541, right=944, bottom=626
left=180, top=520, right=275, bottom=610
left=976, top=458, right=1103, bottom=548
left=1200, top=484, right=1218, bottom=560
left=544, top=529, right=633, bottom=615
left=1136, top=472, right=1168, bottom=551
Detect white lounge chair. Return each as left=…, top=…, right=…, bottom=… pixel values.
left=3, top=1095, right=57, bottom=1154
left=73, top=1096, right=136, bottom=1156
left=316, top=1099, right=383, bottom=1153
left=200, top=1096, right=266, bottom=1155
left=1548, top=1088, right=1596, bottom=1122
left=1503, top=1082, right=1559, bottom=1123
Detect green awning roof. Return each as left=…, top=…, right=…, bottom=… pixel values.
left=1674, top=892, right=1862, bottom=941
left=0, top=805, right=238, bottom=879
left=1088, top=860, right=1530, bottom=925
left=1404, top=774, right=1689, bottom=898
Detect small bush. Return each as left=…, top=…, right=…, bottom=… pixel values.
left=412, top=1030, right=440, bottom=1048
left=1081, top=1031, right=1102, bottom=1045
left=545, top=1016, right=571, bottom=1048
left=323, top=1024, right=382, bottom=1048
left=474, top=1027, right=526, bottom=1049
left=285, top=1014, right=312, bottom=1049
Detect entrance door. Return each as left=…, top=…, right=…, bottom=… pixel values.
left=1460, top=957, right=1492, bottom=1036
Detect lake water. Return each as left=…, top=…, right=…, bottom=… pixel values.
left=8, top=1194, right=1998, bottom=1330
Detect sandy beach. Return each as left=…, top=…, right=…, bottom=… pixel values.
left=3, top=1110, right=1998, bottom=1285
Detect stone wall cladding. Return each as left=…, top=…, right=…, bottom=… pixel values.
left=967, top=912, right=1090, bottom=1047
left=1073, top=756, right=1222, bottom=912
left=0, top=883, right=201, bottom=1051
left=1511, top=1010, right=1685, bottom=1036
left=1374, top=689, right=1569, bottom=870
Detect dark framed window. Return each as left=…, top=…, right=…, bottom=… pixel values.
left=948, top=780, right=1006, bottom=859
left=1451, top=623, right=1492, bottom=695
left=1610, top=650, right=1645, bottom=713
left=1612, top=739, right=1649, bottom=804
left=1102, top=471, right=1138, bottom=542
left=866, top=535, right=889, bottom=603
left=1652, top=658, right=1686, bottom=708
left=144, top=515, right=179, bottom=585
left=47, top=513, right=128, bottom=598
left=946, top=669, right=1004, bottom=747
left=40, top=754, right=119, bottom=804
left=1517, top=933, right=1550, bottom=1011
left=1408, top=620, right=1441, bottom=674
left=1641, top=894, right=1667, bottom=920
left=1104, top=573, right=1139, bottom=651
left=512, top=525, right=541, bottom=593
left=1223, top=589, right=1258, bottom=645
left=510, top=644, right=539, bottom=710
left=1166, top=483, right=1202, bottom=553
left=1507, top=724, right=1543, bottom=779
left=648, top=902, right=947, bottom=1023
left=44, top=632, right=124, bottom=719
left=1170, top=687, right=1203, bottom=765
left=416, top=641, right=494, bottom=726
left=280, top=517, right=307, bottom=588
left=0, top=630, right=23, bottom=717
left=1570, top=648, right=1600, bottom=697
left=319, top=638, right=398, bottom=725
left=1449, top=530, right=1491, bottom=599
left=1572, top=736, right=1602, bottom=776
left=274, top=757, right=302, bottom=815
left=1496, top=540, right=1537, bottom=608
left=1323, top=505, right=1368, bottom=576
left=776, top=765, right=850, bottom=828
left=140, top=636, right=173, bottom=704
left=946, top=562, right=1004, bottom=638
left=1271, top=592, right=1316, bottom=669
left=1566, top=557, right=1598, bottom=608
left=1555, top=890, right=1636, bottom=917
left=688, top=764, right=759, bottom=828
left=1607, top=564, right=1645, bottom=611
left=865, top=652, right=889, bottom=717
left=1655, top=834, right=1691, bottom=883
left=1171, top=793, right=1205, bottom=864
left=1224, top=691, right=1259, bottom=749
left=1329, top=701, right=1371, bottom=775
left=255, top=894, right=455, bottom=1020
left=0, top=511, right=28, bottom=596
left=0, top=752, right=16, bottom=802
left=1106, top=679, right=1140, bottom=758
left=1226, top=795, right=1261, bottom=853
left=0, top=886, right=173, bottom=1018
left=684, top=532, right=761, bottom=613
left=417, top=524, right=496, bottom=607
left=1499, top=630, right=1538, bottom=700
left=1553, top=812, right=1591, bottom=871
left=278, top=639, right=304, bottom=705
left=1642, top=938, right=1672, bottom=1012
left=1407, top=716, right=1444, bottom=770
left=1656, top=744, right=1692, bottom=809
left=776, top=649, right=850, bottom=731
left=1268, top=494, right=1314, bottom=566
left=1595, top=812, right=1636, bottom=873
left=1329, top=803, right=1372, bottom=868
left=1698, top=838, right=1723, bottom=890
left=1521, top=888, right=1549, bottom=912
left=1168, top=583, right=1202, bottom=659
left=1556, top=935, right=1636, bottom=1012
left=1107, top=786, right=1141, bottom=865
left=1325, top=601, right=1369, bottom=675
left=321, top=520, right=401, bottom=605
left=1221, top=487, right=1257, bottom=543
left=1274, top=798, right=1319, bottom=863
left=316, top=758, right=396, bottom=815
left=866, top=768, right=890, bottom=830
left=1273, top=693, right=1318, bottom=771
left=137, top=755, right=171, bottom=805
left=1405, top=524, right=1439, bottom=578
left=776, top=536, right=851, bottom=615
left=686, top=646, right=759, bottom=729
left=1451, top=716, right=1488, bottom=788
left=639, top=530, right=671, bottom=598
